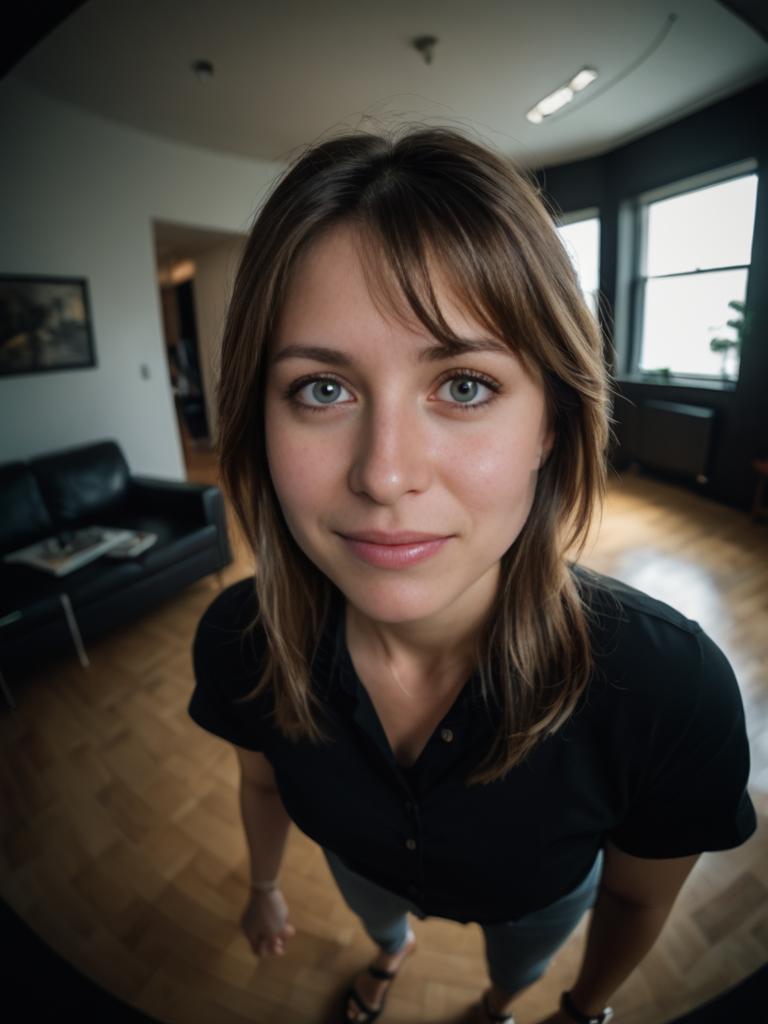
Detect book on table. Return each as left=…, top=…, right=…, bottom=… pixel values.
left=104, top=530, right=158, bottom=558
left=2, top=526, right=155, bottom=576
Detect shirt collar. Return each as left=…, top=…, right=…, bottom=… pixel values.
left=311, top=586, right=486, bottom=715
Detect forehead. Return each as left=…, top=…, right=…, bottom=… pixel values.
left=270, top=223, right=521, bottom=367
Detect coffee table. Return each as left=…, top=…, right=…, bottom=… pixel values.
left=0, top=592, right=90, bottom=711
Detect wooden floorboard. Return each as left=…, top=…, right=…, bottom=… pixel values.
left=1, top=449, right=765, bottom=1024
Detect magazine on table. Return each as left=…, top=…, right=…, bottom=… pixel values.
left=104, top=530, right=158, bottom=559
left=2, top=526, right=135, bottom=577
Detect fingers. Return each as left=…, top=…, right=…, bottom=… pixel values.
left=255, top=933, right=290, bottom=957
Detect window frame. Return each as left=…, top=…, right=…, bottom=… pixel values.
left=616, top=157, right=758, bottom=391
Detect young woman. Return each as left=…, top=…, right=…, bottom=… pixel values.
left=188, top=127, right=756, bottom=1024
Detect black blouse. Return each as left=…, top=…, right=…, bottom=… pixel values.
left=187, top=563, right=757, bottom=925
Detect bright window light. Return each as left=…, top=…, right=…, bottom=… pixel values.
left=557, top=215, right=601, bottom=320
left=638, top=173, right=757, bottom=381
left=646, top=175, right=758, bottom=275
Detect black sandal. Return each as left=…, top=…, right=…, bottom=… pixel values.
left=481, top=990, right=516, bottom=1024
left=342, top=963, right=398, bottom=1022
left=341, top=929, right=416, bottom=1022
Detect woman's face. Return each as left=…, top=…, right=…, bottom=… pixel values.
left=264, top=223, right=554, bottom=629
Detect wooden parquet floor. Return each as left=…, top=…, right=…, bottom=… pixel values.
left=1, top=452, right=766, bottom=1024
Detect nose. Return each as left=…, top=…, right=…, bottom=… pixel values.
left=347, top=397, right=432, bottom=503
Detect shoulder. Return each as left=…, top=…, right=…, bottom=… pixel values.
left=570, top=562, right=702, bottom=666
left=193, top=577, right=266, bottom=690
left=570, top=562, right=697, bottom=636
left=196, top=576, right=259, bottom=635
left=568, top=563, right=740, bottom=718
left=566, top=567, right=755, bottom=857
left=573, top=565, right=741, bottom=708
left=188, top=577, right=274, bottom=749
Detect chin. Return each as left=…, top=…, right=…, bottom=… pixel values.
left=338, top=574, right=460, bottom=621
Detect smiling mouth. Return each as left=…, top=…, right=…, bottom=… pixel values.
left=338, top=533, right=452, bottom=568
left=338, top=531, right=452, bottom=545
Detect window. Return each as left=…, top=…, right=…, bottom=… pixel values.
left=632, top=164, right=758, bottom=384
left=557, top=211, right=600, bottom=321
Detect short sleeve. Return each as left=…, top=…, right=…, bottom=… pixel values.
left=187, top=578, right=271, bottom=751
left=608, top=626, right=757, bottom=858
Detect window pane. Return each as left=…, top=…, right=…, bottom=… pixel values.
left=639, top=268, right=747, bottom=379
left=557, top=216, right=600, bottom=295
left=646, top=174, right=758, bottom=276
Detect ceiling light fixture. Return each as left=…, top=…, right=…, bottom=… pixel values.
left=412, top=35, right=438, bottom=65
left=570, top=68, right=599, bottom=92
left=192, top=59, right=214, bottom=81
left=526, top=67, right=598, bottom=124
left=526, top=13, right=680, bottom=126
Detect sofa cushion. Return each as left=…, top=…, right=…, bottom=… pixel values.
left=98, top=507, right=218, bottom=574
left=0, top=558, right=144, bottom=620
left=30, top=440, right=132, bottom=528
left=0, top=462, right=53, bottom=556
left=66, top=558, right=145, bottom=608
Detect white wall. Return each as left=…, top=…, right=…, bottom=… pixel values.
left=192, top=236, right=247, bottom=447
left=0, top=75, right=280, bottom=478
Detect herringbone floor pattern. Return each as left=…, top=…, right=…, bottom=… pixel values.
left=1, top=449, right=765, bottom=1024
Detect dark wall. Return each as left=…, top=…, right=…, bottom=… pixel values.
left=534, top=77, right=768, bottom=511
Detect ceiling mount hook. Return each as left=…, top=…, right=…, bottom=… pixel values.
left=192, top=59, right=214, bottom=81
left=411, top=35, right=438, bottom=65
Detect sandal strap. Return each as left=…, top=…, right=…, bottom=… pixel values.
left=367, top=965, right=396, bottom=980
left=347, top=985, right=380, bottom=1018
left=368, top=929, right=414, bottom=981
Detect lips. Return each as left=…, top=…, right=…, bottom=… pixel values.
left=339, top=530, right=450, bottom=544
left=340, top=533, right=451, bottom=568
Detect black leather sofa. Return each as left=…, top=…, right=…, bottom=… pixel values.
left=0, top=439, right=232, bottom=705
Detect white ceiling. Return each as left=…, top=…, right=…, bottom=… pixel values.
left=10, top=0, right=768, bottom=169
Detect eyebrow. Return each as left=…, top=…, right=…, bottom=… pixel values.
left=271, top=338, right=512, bottom=367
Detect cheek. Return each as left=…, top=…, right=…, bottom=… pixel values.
left=265, top=406, right=337, bottom=513
left=447, top=432, right=538, bottom=513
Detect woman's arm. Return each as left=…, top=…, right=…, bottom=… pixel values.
left=566, top=886, right=678, bottom=1016
left=235, top=747, right=292, bottom=885
left=535, top=888, right=680, bottom=1023
left=239, top=782, right=293, bottom=884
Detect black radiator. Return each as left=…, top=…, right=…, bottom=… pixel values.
left=637, top=400, right=715, bottom=483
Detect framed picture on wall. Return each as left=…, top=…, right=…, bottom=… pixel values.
left=0, top=274, right=97, bottom=377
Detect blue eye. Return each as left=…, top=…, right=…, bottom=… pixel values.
left=285, top=370, right=501, bottom=414
left=306, top=378, right=350, bottom=406
left=441, top=376, right=493, bottom=406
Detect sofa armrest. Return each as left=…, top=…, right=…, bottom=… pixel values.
left=128, top=475, right=214, bottom=518
left=128, top=476, right=232, bottom=566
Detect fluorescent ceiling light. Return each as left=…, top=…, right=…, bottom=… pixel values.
left=537, top=86, right=574, bottom=116
left=526, top=67, right=598, bottom=124
left=569, top=68, right=598, bottom=92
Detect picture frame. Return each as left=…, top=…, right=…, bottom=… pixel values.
left=0, top=274, right=97, bottom=377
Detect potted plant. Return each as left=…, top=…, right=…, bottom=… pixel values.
left=710, top=299, right=752, bottom=380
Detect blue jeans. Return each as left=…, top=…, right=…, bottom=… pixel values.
left=322, top=846, right=604, bottom=995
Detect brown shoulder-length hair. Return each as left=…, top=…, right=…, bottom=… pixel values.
left=218, top=125, right=616, bottom=787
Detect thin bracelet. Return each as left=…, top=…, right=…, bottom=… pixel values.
left=251, top=878, right=279, bottom=892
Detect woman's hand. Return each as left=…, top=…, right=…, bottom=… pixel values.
left=240, top=887, right=297, bottom=957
